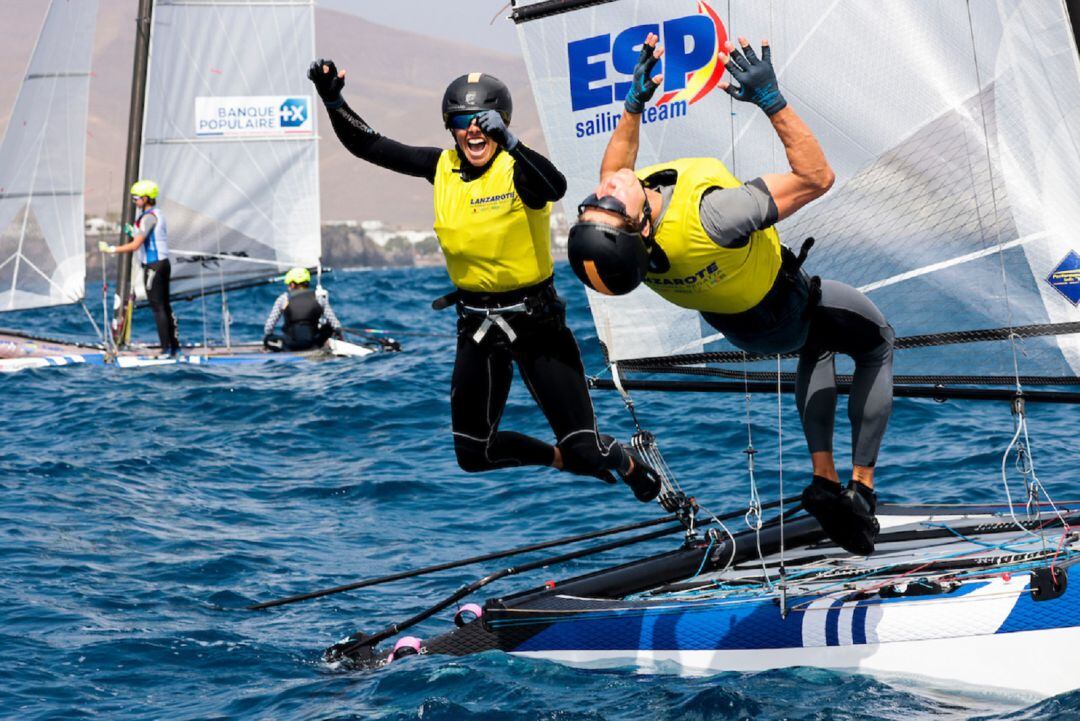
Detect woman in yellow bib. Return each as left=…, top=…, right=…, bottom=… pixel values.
left=567, top=36, right=895, bottom=554
left=309, top=61, right=660, bottom=502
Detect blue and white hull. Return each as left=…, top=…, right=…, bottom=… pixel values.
left=352, top=503, right=1080, bottom=698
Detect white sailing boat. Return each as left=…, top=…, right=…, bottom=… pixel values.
left=314, top=0, right=1080, bottom=699
left=0, top=0, right=387, bottom=372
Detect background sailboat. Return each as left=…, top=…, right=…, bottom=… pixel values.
left=0, top=0, right=98, bottom=316
left=0, top=0, right=388, bottom=370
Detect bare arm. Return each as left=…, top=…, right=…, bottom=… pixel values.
left=113, top=234, right=147, bottom=254
left=758, top=106, right=835, bottom=221
left=719, top=38, right=834, bottom=222
left=114, top=214, right=153, bottom=253
left=599, top=111, right=643, bottom=179
left=599, top=33, right=664, bottom=180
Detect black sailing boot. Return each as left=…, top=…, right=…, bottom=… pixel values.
left=801, top=475, right=847, bottom=545
left=834, top=481, right=880, bottom=556
left=618, top=443, right=662, bottom=503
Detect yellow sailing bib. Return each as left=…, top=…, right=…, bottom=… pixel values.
left=638, top=157, right=782, bottom=314
left=433, top=149, right=553, bottom=292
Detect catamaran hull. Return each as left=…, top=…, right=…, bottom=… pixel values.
left=368, top=505, right=1080, bottom=699
left=500, top=570, right=1080, bottom=698
left=0, top=331, right=380, bottom=372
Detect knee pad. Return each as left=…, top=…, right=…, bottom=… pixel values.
left=558, top=432, right=617, bottom=476
left=453, top=435, right=493, bottom=473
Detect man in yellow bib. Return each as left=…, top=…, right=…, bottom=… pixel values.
left=309, top=60, right=661, bottom=503
left=567, top=35, right=894, bottom=554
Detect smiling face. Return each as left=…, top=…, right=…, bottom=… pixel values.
left=451, top=117, right=498, bottom=167
left=579, top=169, right=648, bottom=229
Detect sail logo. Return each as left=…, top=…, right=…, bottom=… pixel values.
left=566, top=1, right=727, bottom=138
left=279, top=98, right=309, bottom=128
left=1047, top=250, right=1080, bottom=306
left=195, top=95, right=314, bottom=136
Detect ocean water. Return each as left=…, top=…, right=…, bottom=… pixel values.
left=2, top=263, right=1077, bottom=721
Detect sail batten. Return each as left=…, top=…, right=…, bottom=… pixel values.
left=516, top=0, right=1080, bottom=383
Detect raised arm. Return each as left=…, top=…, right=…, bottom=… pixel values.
left=599, top=34, right=664, bottom=179
left=474, top=110, right=567, bottom=208
left=309, top=59, right=442, bottom=183
left=720, top=39, right=834, bottom=221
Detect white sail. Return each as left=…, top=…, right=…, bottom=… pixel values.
left=138, top=0, right=320, bottom=299
left=0, top=0, right=99, bottom=311
left=514, top=0, right=1080, bottom=379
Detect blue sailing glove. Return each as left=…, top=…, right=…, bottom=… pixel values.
left=308, top=58, right=345, bottom=108
left=722, top=42, right=787, bottom=116
left=624, top=42, right=661, bottom=114
left=476, top=109, right=518, bottom=151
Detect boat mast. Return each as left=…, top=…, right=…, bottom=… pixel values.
left=1068, top=1, right=1080, bottom=57
left=112, top=0, right=154, bottom=347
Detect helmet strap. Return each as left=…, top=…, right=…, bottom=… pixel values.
left=637, top=182, right=656, bottom=247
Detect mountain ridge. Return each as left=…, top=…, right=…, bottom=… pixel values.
left=0, top=1, right=545, bottom=228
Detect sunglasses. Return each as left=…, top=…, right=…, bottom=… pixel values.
left=447, top=112, right=483, bottom=130
left=578, top=193, right=634, bottom=223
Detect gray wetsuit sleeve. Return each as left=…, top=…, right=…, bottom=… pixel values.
left=264, top=293, right=288, bottom=335
left=698, top=177, right=779, bottom=249
left=318, top=294, right=342, bottom=331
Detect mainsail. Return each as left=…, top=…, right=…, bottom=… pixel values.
left=0, top=0, right=99, bottom=311
left=137, top=0, right=320, bottom=300
left=513, top=0, right=1080, bottom=387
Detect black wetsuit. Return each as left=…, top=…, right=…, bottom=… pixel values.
left=325, top=101, right=634, bottom=479
left=144, top=259, right=179, bottom=354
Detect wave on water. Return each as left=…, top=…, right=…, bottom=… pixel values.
left=1, top=264, right=1077, bottom=720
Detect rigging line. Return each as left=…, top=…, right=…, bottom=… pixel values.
left=776, top=353, right=787, bottom=615
left=77, top=300, right=105, bottom=346
left=619, top=319, right=1080, bottom=368
left=964, top=0, right=1023, bottom=396
left=724, top=0, right=846, bottom=159
left=199, top=261, right=208, bottom=347
left=740, top=351, right=772, bottom=586
left=1013, top=404, right=1069, bottom=548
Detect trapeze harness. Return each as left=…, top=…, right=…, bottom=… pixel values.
left=640, top=157, right=894, bottom=468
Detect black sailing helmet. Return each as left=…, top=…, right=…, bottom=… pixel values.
left=442, top=72, right=513, bottom=128
left=567, top=193, right=653, bottom=296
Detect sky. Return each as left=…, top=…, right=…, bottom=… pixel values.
left=316, top=0, right=522, bottom=56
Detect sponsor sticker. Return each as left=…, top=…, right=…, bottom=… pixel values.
left=566, top=1, right=727, bottom=139
left=1047, top=250, right=1080, bottom=306
left=195, top=96, right=312, bottom=136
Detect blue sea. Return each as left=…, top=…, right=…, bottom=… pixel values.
left=2, top=263, right=1077, bottom=720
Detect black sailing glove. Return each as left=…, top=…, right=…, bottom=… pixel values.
left=722, top=42, right=787, bottom=116
left=308, top=58, right=345, bottom=108
left=476, top=109, right=518, bottom=151
left=624, top=42, right=661, bottom=114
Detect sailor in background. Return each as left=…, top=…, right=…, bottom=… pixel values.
left=263, top=268, right=343, bottom=351
left=566, top=35, right=895, bottom=554
left=99, top=179, right=180, bottom=357
left=308, top=59, right=662, bottom=502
